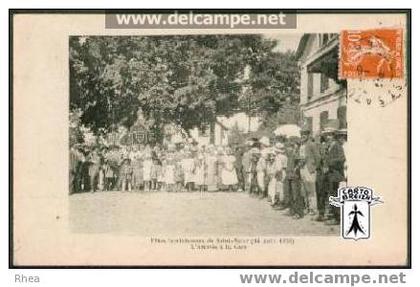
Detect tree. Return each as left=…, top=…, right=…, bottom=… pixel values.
left=69, top=35, right=300, bottom=142
left=242, top=50, right=300, bottom=121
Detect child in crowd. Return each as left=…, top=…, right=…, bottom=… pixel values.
left=164, top=149, right=176, bottom=192
left=143, top=152, right=153, bottom=192
left=221, top=148, right=238, bottom=192
left=103, top=160, right=114, bottom=191
left=182, top=151, right=195, bottom=192
left=174, top=150, right=184, bottom=192
left=120, top=158, right=133, bottom=191
left=151, top=156, right=160, bottom=191
left=205, top=146, right=218, bottom=192
left=195, top=150, right=207, bottom=192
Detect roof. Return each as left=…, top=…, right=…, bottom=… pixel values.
left=295, top=34, right=311, bottom=60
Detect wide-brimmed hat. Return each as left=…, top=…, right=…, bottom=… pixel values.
left=321, top=127, right=337, bottom=135
left=259, top=136, right=270, bottom=147
left=288, top=136, right=301, bottom=142
left=337, top=128, right=347, bottom=135
left=300, top=127, right=311, bottom=135
left=250, top=147, right=261, bottom=154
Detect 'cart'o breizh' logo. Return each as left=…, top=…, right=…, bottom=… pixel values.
left=329, top=186, right=383, bottom=240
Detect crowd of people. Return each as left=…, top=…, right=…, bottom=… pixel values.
left=69, top=126, right=347, bottom=225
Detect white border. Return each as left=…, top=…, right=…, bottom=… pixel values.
left=2, top=1, right=417, bottom=286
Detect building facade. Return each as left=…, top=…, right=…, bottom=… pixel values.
left=189, top=120, right=229, bottom=147
left=296, top=34, right=347, bottom=135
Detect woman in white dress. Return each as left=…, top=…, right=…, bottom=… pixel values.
left=195, top=151, right=207, bottom=192
left=265, top=149, right=278, bottom=205
left=182, top=151, right=196, bottom=192
left=164, top=151, right=176, bottom=191
left=273, top=143, right=287, bottom=206
left=142, top=151, right=153, bottom=192
left=221, top=148, right=238, bottom=191
left=131, top=146, right=143, bottom=191
left=205, top=145, right=218, bottom=191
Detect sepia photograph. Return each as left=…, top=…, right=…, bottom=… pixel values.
left=68, top=33, right=346, bottom=236
left=11, top=11, right=409, bottom=267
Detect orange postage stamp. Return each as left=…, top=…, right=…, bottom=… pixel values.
left=340, top=28, right=403, bottom=79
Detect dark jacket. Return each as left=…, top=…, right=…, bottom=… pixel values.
left=285, top=147, right=300, bottom=180
left=300, top=141, right=321, bottom=173
left=325, top=140, right=345, bottom=182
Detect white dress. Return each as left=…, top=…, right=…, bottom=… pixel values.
left=164, top=158, right=176, bottom=185
left=206, top=155, right=217, bottom=189
left=256, top=158, right=266, bottom=191
left=266, top=161, right=277, bottom=201
left=182, top=158, right=195, bottom=184
left=143, top=159, right=153, bottom=181
left=194, top=155, right=207, bottom=186
left=221, top=155, right=238, bottom=185
left=274, top=153, right=287, bottom=201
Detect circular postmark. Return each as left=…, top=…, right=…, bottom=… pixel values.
left=347, top=78, right=406, bottom=107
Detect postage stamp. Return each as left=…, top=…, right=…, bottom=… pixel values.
left=340, top=28, right=404, bottom=79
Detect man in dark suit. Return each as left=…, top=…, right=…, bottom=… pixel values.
left=323, top=127, right=346, bottom=225
left=69, top=144, right=85, bottom=194
left=234, top=146, right=245, bottom=192
left=315, top=137, right=329, bottom=221
left=284, top=137, right=303, bottom=219
left=87, top=148, right=101, bottom=193
left=298, top=128, right=321, bottom=218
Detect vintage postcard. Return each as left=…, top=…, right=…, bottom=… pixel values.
left=11, top=10, right=410, bottom=267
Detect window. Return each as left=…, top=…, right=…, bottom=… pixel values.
left=320, top=111, right=329, bottom=131
left=320, top=74, right=330, bottom=93
left=337, top=106, right=347, bottom=129
left=307, top=73, right=314, bottom=100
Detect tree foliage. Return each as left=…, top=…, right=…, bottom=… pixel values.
left=70, top=35, right=300, bottom=139
left=241, top=50, right=300, bottom=117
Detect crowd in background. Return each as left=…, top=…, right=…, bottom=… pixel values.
left=70, top=126, right=347, bottom=225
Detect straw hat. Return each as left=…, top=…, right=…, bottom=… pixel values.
left=250, top=147, right=260, bottom=154
left=259, top=136, right=270, bottom=147
left=337, top=128, right=347, bottom=135
left=321, top=127, right=337, bottom=135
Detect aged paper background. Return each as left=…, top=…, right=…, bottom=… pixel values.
left=13, top=13, right=408, bottom=266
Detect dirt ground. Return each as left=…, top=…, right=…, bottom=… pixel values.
left=69, top=191, right=339, bottom=236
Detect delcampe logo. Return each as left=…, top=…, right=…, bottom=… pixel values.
left=330, top=186, right=383, bottom=240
